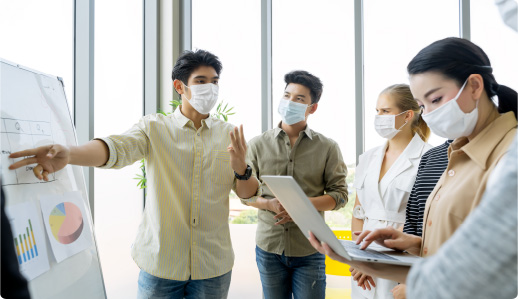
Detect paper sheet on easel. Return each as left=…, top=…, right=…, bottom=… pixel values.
left=40, top=191, right=93, bottom=263
left=5, top=201, right=50, bottom=280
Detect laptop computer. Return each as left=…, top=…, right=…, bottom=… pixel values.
left=261, top=175, right=422, bottom=266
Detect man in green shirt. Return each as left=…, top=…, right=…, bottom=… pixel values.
left=241, top=70, right=348, bottom=299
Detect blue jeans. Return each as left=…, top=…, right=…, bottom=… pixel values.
left=255, top=246, right=326, bottom=299
left=137, top=270, right=232, bottom=299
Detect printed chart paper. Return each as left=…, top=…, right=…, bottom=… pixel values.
left=5, top=202, right=50, bottom=280
left=40, top=191, right=93, bottom=263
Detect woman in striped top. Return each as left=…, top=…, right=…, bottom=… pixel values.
left=402, top=139, right=453, bottom=237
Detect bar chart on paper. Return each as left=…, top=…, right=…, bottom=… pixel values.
left=14, top=219, right=40, bottom=265
left=6, top=202, right=50, bottom=280
left=49, top=202, right=84, bottom=244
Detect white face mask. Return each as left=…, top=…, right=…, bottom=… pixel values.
left=374, top=110, right=410, bottom=140
left=422, top=80, right=478, bottom=139
left=278, top=99, right=312, bottom=125
left=183, top=83, right=219, bottom=114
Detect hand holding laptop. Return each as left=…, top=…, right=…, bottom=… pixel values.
left=308, top=231, right=411, bottom=283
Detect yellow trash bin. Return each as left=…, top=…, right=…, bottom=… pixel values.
left=325, top=230, right=352, bottom=299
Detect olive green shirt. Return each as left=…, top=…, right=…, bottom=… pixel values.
left=242, top=124, right=348, bottom=257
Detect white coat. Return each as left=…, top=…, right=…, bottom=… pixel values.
left=351, top=134, right=433, bottom=299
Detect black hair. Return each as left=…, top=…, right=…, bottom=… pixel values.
left=172, top=49, right=222, bottom=95
left=407, top=37, right=517, bottom=119
left=284, top=70, right=324, bottom=104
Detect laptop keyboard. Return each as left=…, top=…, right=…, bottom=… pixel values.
left=339, top=240, right=397, bottom=261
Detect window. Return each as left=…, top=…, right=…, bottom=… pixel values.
left=0, top=0, right=73, bottom=113
left=192, top=1, right=263, bottom=297
left=471, top=0, right=518, bottom=91
left=192, top=0, right=262, bottom=140
left=94, top=1, right=143, bottom=297
left=192, top=0, right=262, bottom=223
left=273, top=0, right=356, bottom=229
left=364, top=0, right=459, bottom=149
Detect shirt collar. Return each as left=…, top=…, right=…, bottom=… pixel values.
left=174, top=107, right=190, bottom=127
left=451, top=112, right=517, bottom=170
left=373, top=133, right=425, bottom=159
left=405, top=134, right=426, bottom=159
left=273, top=122, right=313, bottom=140
left=173, top=105, right=213, bottom=129
left=303, top=125, right=314, bottom=140
left=202, top=116, right=214, bottom=129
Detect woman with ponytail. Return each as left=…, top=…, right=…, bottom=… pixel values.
left=404, top=37, right=517, bottom=260
left=391, top=37, right=518, bottom=299
left=350, top=84, right=432, bottom=299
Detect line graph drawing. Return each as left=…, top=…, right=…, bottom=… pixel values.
left=1, top=117, right=56, bottom=186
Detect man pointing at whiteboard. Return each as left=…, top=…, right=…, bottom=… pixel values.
left=9, top=49, right=259, bottom=299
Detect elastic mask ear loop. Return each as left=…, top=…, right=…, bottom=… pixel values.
left=397, top=120, right=408, bottom=131
left=396, top=110, right=410, bottom=130
left=182, top=83, right=192, bottom=101
left=464, top=78, right=480, bottom=114
left=474, top=95, right=480, bottom=110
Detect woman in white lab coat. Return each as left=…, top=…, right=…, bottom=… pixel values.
left=351, top=84, right=432, bottom=299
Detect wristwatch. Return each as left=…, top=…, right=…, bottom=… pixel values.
left=234, top=165, right=252, bottom=180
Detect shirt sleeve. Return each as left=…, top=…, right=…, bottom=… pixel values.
left=324, top=141, right=348, bottom=211
left=96, top=116, right=150, bottom=169
left=238, top=141, right=262, bottom=204
left=406, top=136, right=518, bottom=299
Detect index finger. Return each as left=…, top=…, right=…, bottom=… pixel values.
left=9, top=147, right=40, bottom=159
left=229, top=130, right=239, bottom=149
left=275, top=217, right=291, bottom=225
left=273, top=210, right=289, bottom=219
left=358, top=230, right=386, bottom=250
left=239, top=124, right=246, bottom=147
left=233, top=126, right=241, bottom=146
left=355, top=230, right=372, bottom=245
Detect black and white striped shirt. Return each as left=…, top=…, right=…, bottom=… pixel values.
left=403, top=140, right=453, bottom=236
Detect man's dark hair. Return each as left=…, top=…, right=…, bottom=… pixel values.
left=172, top=49, right=222, bottom=93
left=284, top=70, right=324, bottom=104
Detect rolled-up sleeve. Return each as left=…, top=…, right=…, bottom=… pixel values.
left=324, top=142, right=348, bottom=211
left=96, top=117, right=150, bottom=169
left=238, top=142, right=262, bottom=204
left=232, top=157, right=261, bottom=200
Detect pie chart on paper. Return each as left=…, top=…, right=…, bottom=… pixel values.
left=48, top=202, right=84, bottom=244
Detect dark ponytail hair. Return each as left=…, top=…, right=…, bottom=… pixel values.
left=407, top=37, right=517, bottom=119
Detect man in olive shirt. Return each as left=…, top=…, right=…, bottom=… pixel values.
left=240, top=70, right=348, bottom=299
